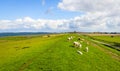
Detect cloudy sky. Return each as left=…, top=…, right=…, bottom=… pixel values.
left=0, top=0, right=120, bottom=32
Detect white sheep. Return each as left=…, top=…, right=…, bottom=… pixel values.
left=79, top=44, right=82, bottom=48
left=73, top=41, right=82, bottom=48
left=67, top=36, right=73, bottom=41
left=68, top=37, right=71, bottom=40
left=85, top=47, right=89, bottom=52
left=77, top=50, right=83, bottom=55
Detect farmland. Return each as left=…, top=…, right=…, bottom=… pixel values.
left=0, top=34, right=120, bottom=71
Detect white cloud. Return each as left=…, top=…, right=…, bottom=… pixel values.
left=0, top=0, right=120, bottom=32
left=0, top=20, right=11, bottom=30
left=58, top=0, right=120, bottom=12
left=0, top=15, right=120, bottom=32
left=57, top=0, right=120, bottom=32
left=58, top=0, right=120, bottom=19
left=2, top=0, right=120, bottom=32
left=0, top=17, right=70, bottom=32
left=0, top=0, right=119, bottom=32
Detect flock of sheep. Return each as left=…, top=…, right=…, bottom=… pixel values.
left=68, top=36, right=89, bottom=55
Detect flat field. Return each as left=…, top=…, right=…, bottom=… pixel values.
left=0, top=34, right=120, bottom=71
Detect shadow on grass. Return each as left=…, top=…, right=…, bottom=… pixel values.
left=69, top=45, right=74, bottom=48
left=22, top=46, right=30, bottom=49
left=113, top=42, right=120, bottom=47
left=103, top=44, right=120, bottom=51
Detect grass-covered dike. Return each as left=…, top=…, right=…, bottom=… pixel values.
left=0, top=34, right=120, bottom=71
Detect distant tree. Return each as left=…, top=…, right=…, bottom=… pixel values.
left=74, top=31, right=77, bottom=33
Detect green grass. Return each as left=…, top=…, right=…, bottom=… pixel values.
left=81, top=34, right=120, bottom=56
left=0, top=35, right=43, bottom=41
left=0, top=34, right=120, bottom=71
left=87, top=35, right=120, bottom=51
left=89, top=35, right=120, bottom=43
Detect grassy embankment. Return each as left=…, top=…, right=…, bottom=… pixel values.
left=0, top=34, right=120, bottom=71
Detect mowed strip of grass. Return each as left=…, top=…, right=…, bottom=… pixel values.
left=0, top=34, right=120, bottom=71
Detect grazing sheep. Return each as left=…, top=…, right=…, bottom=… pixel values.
left=68, top=37, right=71, bottom=41
left=73, top=41, right=82, bottom=48
left=79, top=44, right=82, bottom=48
left=73, top=41, right=79, bottom=47
left=85, top=47, right=89, bottom=52
left=70, top=36, right=73, bottom=39
left=77, top=50, right=83, bottom=55
left=67, top=36, right=73, bottom=41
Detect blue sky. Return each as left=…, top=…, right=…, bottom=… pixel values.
left=0, top=0, right=120, bottom=32
left=0, top=0, right=82, bottom=20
